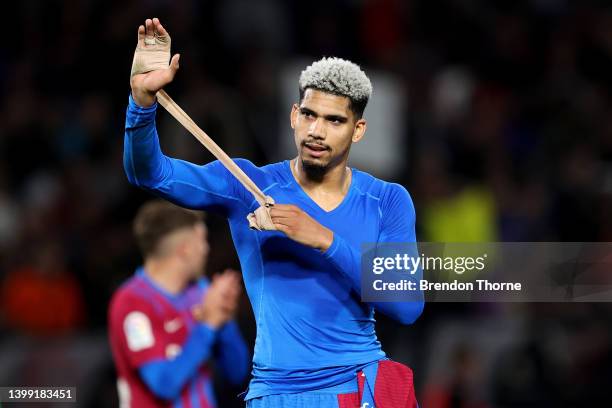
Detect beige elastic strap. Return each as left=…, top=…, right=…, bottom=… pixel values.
left=155, top=90, right=276, bottom=231
left=129, top=29, right=275, bottom=230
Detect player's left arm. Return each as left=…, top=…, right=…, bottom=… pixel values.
left=212, top=320, right=250, bottom=386
left=270, top=184, right=424, bottom=324
left=371, top=183, right=424, bottom=323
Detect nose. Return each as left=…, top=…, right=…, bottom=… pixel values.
left=308, top=117, right=326, bottom=140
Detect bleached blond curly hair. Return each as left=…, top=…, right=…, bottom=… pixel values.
left=299, top=57, right=372, bottom=118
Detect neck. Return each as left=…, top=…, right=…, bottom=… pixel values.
left=143, top=257, right=188, bottom=295
left=291, top=157, right=351, bottom=194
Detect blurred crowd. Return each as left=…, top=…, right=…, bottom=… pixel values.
left=1, top=0, right=611, bottom=406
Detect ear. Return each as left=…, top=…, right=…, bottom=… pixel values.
left=352, top=118, right=367, bottom=143
left=290, top=103, right=299, bottom=130
left=174, top=231, right=194, bottom=257
left=176, top=240, right=190, bottom=257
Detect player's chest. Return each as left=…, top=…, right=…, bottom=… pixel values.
left=272, top=186, right=381, bottom=240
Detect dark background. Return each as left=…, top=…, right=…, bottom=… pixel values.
left=1, top=0, right=611, bottom=406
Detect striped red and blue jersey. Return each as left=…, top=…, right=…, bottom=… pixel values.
left=108, top=268, right=249, bottom=408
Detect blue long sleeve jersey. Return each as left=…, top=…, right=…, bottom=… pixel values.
left=124, top=95, right=424, bottom=400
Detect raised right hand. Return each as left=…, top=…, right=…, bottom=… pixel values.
left=130, top=18, right=180, bottom=107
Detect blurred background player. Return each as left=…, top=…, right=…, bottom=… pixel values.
left=125, top=18, right=423, bottom=408
left=108, top=199, right=249, bottom=407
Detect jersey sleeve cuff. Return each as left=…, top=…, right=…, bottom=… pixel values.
left=322, top=232, right=342, bottom=258
left=127, top=93, right=158, bottom=125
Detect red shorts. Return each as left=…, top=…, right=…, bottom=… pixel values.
left=337, top=359, right=418, bottom=408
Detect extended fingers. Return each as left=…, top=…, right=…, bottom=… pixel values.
left=144, top=18, right=154, bottom=43
left=137, top=24, right=145, bottom=47
left=269, top=205, right=300, bottom=218
left=269, top=205, right=299, bottom=231
left=272, top=204, right=300, bottom=211
left=153, top=17, right=168, bottom=37
left=272, top=222, right=293, bottom=236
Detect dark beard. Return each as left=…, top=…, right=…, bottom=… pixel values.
left=301, top=158, right=327, bottom=182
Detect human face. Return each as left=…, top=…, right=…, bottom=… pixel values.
left=290, top=89, right=366, bottom=172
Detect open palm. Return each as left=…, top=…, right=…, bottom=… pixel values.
left=130, top=18, right=180, bottom=107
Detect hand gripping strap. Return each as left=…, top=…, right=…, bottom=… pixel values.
left=247, top=199, right=276, bottom=231
left=155, top=90, right=277, bottom=231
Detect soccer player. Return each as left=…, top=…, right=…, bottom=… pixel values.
left=108, top=200, right=249, bottom=407
left=125, top=18, right=424, bottom=408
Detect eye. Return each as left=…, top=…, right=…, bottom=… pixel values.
left=327, top=117, right=346, bottom=125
